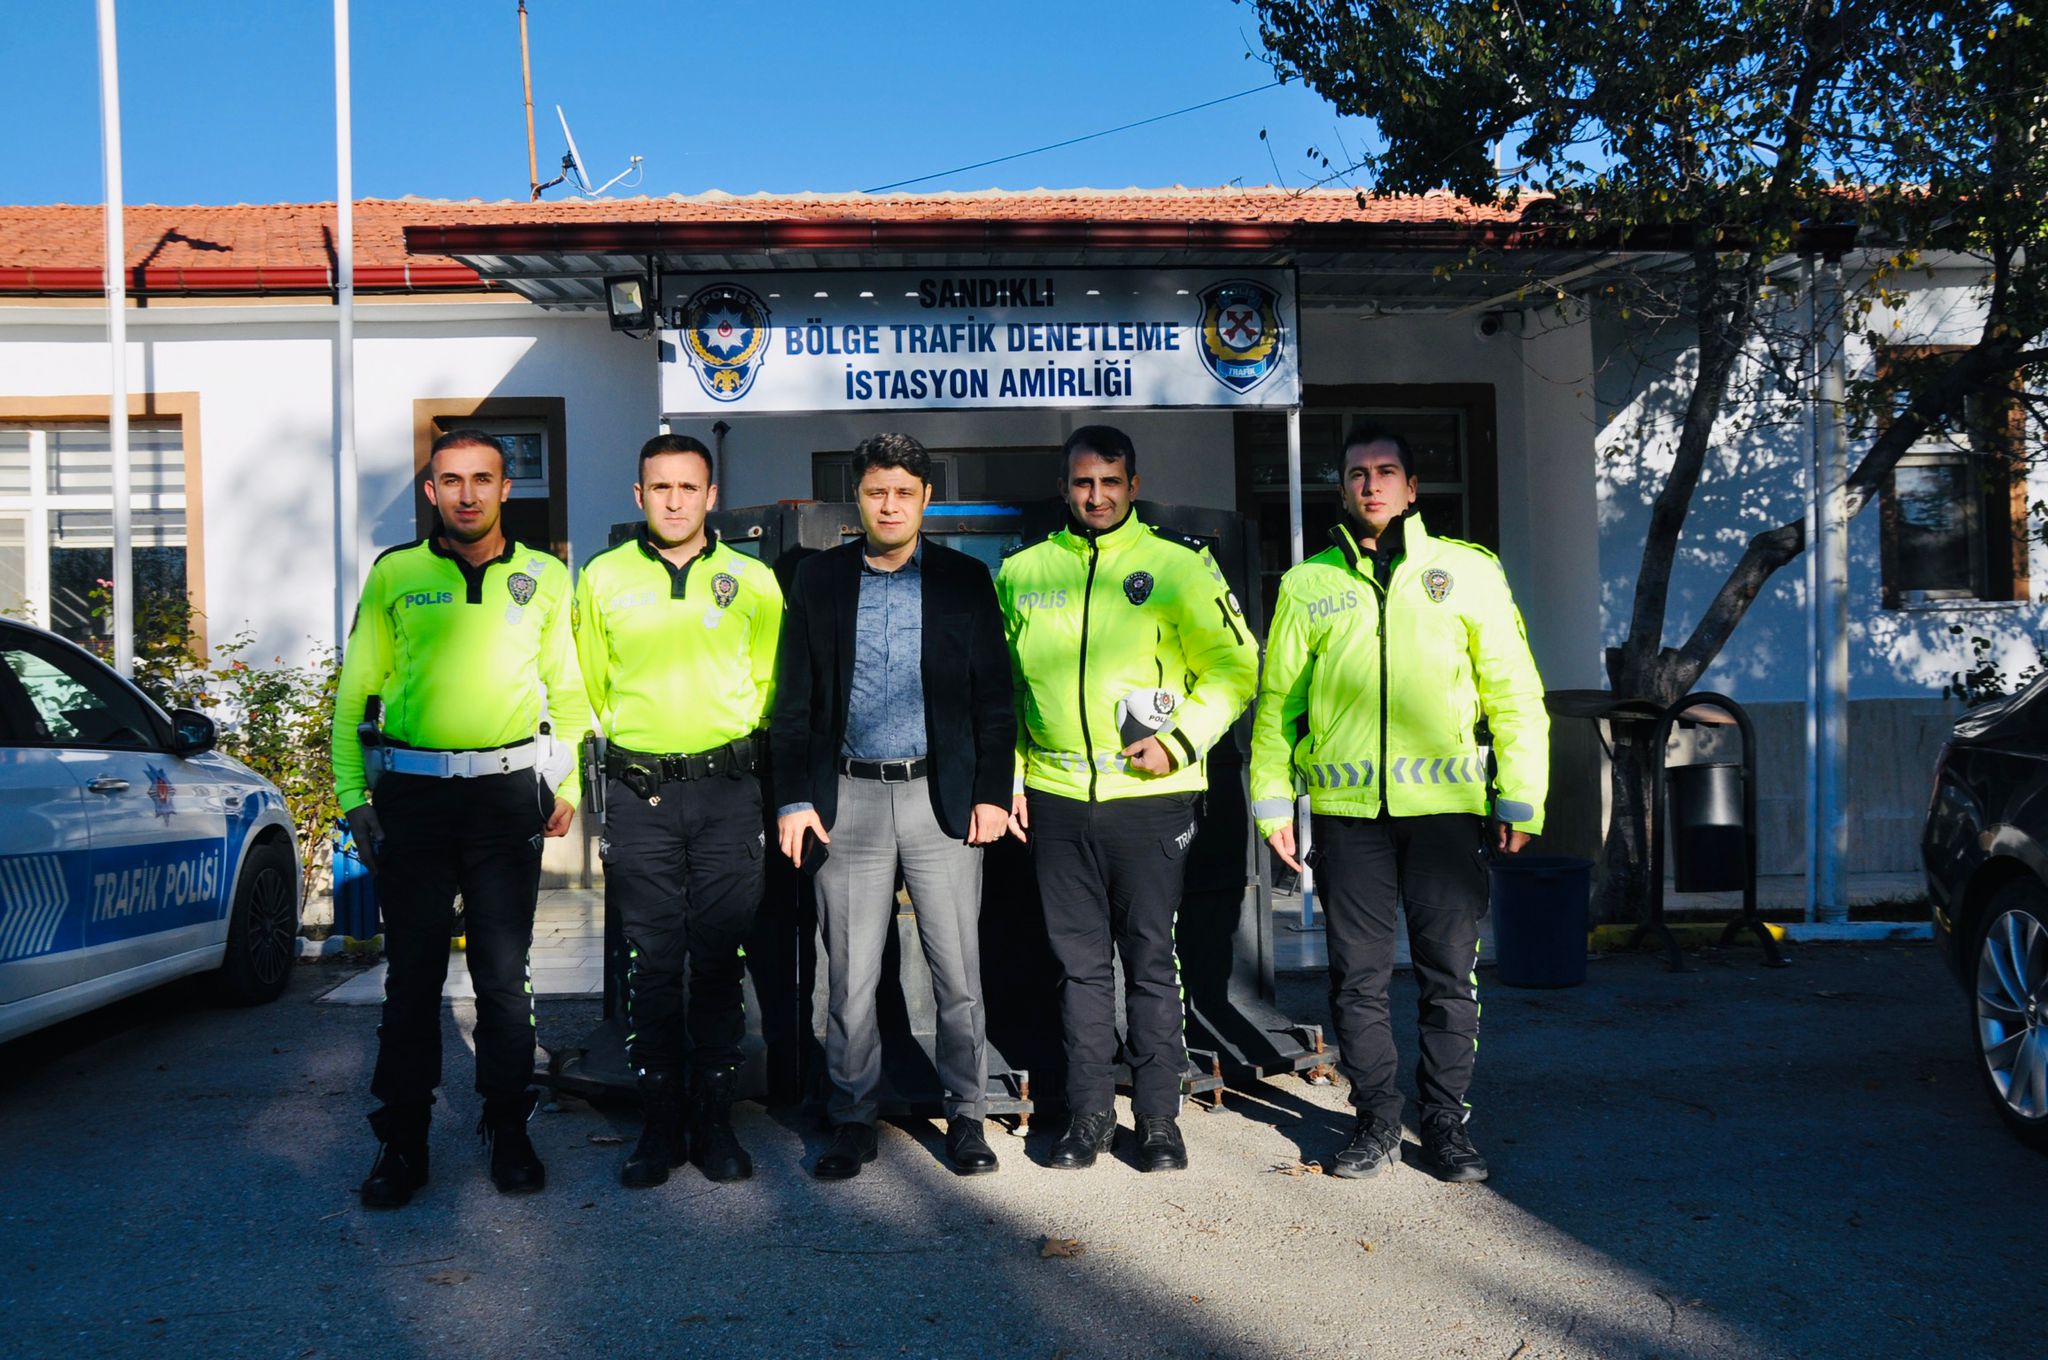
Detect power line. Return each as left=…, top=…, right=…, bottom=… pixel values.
left=862, top=81, right=1285, bottom=194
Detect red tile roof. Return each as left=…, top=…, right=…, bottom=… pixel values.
left=0, top=188, right=1531, bottom=297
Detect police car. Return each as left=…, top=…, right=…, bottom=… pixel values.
left=0, top=618, right=301, bottom=1043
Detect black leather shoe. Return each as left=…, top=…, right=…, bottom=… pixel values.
left=945, top=1118, right=999, bottom=1175
left=621, top=1070, right=685, bottom=1189
left=814, top=1122, right=879, bottom=1180
left=479, top=1091, right=546, bottom=1194
left=359, top=1104, right=430, bottom=1209
left=1049, top=1109, right=1117, bottom=1170
left=1331, top=1111, right=1403, bottom=1180
left=1134, top=1115, right=1188, bottom=1172
left=690, top=1067, right=754, bottom=1183
left=1421, top=1111, right=1490, bottom=1183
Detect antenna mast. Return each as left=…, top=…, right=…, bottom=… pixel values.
left=519, top=0, right=539, bottom=198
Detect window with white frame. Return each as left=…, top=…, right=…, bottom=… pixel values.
left=0, top=422, right=190, bottom=644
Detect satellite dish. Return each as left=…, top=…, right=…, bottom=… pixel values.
left=553, top=105, right=643, bottom=197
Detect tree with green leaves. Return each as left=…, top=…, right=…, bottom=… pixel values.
left=1247, top=0, right=2047, bottom=920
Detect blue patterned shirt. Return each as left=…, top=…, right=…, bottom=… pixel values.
left=842, top=541, right=927, bottom=760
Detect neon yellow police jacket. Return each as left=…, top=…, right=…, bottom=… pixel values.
left=1249, top=514, right=1549, bottom=836
left=573, top=531, right=783, bottom=755
left=996, top=512, right=1258, bottom=803
left=332, top=537, right=590, bottom=813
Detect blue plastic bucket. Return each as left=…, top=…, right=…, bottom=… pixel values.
left=330, top=819, right=381, bottom=940
left=1488, top=855, right=1592, bottom=988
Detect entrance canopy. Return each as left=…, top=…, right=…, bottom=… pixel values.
left=399, top=188, right=1676, bottom=318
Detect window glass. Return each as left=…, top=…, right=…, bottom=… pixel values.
left=0, top=431, right=30, bottom=495
left=47, top=509, right=188, bottom=646
left=0, top=516, right=26, bottom=618
left=45, top=423, right=184, bottom=497
left=1890, top=458, right=1976, bottom=596
left=0, top=639, right=157, bottom=747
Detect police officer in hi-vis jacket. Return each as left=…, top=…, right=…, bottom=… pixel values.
left=998, top=425, right=1258, bottom=1174
left=335, top=429, right=591, bottom=1208
left=1251, top=421, right=1548, bottom=1185
left=573, top=433, right=783, bottom=1188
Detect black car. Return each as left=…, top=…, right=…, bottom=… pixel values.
left=1922, top=675, right=2048, bottom=1151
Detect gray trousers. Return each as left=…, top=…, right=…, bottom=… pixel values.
left=817, top=774, right=988, bottom=1124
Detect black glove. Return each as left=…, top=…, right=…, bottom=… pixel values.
left=345, top=803, right=385, bottom=876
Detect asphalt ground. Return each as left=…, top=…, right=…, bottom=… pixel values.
left=2, top=941, right=2039, bottom=1360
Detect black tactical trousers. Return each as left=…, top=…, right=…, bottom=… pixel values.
left=1029, top=789, right=1199, bottom=1117
left=369, top=769, right=547, bottom=1108
left=1314, top=811, right=1488, bottom=1124
left=603, top=770, right=765, bottom=1074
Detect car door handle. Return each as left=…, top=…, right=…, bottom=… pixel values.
left=87, top=776, right=130, bottom=794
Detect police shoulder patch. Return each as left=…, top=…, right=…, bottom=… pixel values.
left=1158, top=529, right=1209, bottom=555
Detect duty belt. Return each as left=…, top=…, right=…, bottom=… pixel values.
left=368, top=739, right=538, bottom=780
left=606, top=734, right=762, bottom=784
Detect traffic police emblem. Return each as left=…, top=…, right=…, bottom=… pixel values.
left=711, top=573, right=739, bottom=609
left=145, top=763, right=175, bottom=820
left=1196, top=278, right=1285, bottom=394
left=680, top=282, right=771, bottom=403
left=507, top=572, right=538, bottom=606
left=1424, top=568, right=1453, bottom=603
left=1123, top=571, right=1155, bottom=606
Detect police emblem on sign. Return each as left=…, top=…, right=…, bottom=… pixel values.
left=1196, top=278, right=1285, bottom=394
left=681, top=282, right=771, bottom=403
left=1123, top=571, right=1154, bottom=605
left=711, top=572, right=739, bottom=609
left=507, top=572, right=538, bottom=606
left=1423, top=568, right=1453, bottom=603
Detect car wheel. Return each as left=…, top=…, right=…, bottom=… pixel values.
left=212, top=839, right=300, bottom=1006
left=1970, top=879, right=2048, bottom=1151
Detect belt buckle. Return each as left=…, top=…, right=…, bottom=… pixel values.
left=882, top=759, right=910, bottom=783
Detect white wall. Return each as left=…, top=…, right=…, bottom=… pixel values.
left=1593, top=261, right=2047, bottom=703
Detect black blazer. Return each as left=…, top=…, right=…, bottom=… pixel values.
left=769, top=538, right=1016, bottom=840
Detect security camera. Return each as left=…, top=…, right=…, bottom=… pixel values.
left=1474, top=312, right=1507, bottom=339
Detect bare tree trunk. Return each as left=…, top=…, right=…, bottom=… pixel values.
left=1600, top=726, right=1660, bottom=927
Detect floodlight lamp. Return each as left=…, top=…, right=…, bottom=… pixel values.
left=606, top=275, right=652, bottom=332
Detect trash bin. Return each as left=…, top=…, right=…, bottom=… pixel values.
left=331, top=818, right=381, bottom=941
left=1489, top=855, right=1592, bottom=988
left=1667, top=761, right=1746, bottom=893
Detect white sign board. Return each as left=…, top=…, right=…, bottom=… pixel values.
left=656, top=269, right=1299, bottom=415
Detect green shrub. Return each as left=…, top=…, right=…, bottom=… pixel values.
left=83, top=584, right=340, bottom=900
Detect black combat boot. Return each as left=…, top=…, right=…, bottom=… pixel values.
left=1420, top=1110, right=1490, bottom=1183
left=1049, top=1109, right=1118, bottom=1170
left=1134, top=1114, right=1188, bottom=1172
left=478, top=1090, right=546, bottom=1194
left=621, top=1069, right=686, bottom=1189
left=689, top=1066, right=754, bottom=1183
left=360, top=1103, right=431, bottom=1209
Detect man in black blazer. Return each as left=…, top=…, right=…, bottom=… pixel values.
left=771, top=432, right=1016, bottom=1179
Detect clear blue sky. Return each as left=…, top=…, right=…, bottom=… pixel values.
left=1, top=1, right=1382, bottom=206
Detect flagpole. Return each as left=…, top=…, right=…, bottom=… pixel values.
left=334, top=0, right=358, bottom=645
left=95, top=0, right=133, bottom=673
